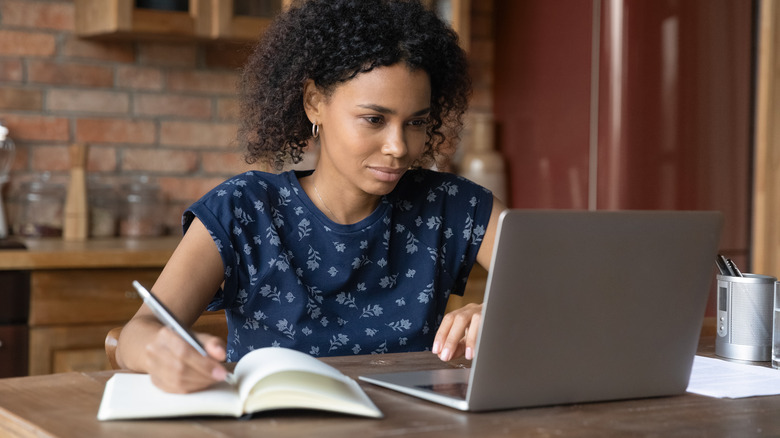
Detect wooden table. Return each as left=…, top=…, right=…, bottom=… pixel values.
left=2, top=339, right=780, bottom=437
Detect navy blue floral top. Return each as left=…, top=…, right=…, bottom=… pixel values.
left=184, top=169, right=493, bottom=361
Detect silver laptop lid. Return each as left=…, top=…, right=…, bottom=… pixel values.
left=465, top=209, right=722, bottom=411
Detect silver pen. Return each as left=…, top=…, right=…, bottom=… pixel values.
left=132, top=281, right=236, bottom=385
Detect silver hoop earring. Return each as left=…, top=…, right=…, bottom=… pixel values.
left=312, top=123, right=319, bottom=138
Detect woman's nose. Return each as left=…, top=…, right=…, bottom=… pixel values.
left=381, top=126, right=408, bottom=158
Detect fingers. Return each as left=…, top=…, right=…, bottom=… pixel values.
left=465, top=312, right=480, bottom=360
left=200, top=333, right=230, bottom=381
left=432, top=303, right=482, bottom=362
left=431, top=315, right=451, bottom=358
left=199, top=333, right=228, bottom=362
left=145, top=327, right=228, bottom=393
left=439, top=314, right=468, bottom=362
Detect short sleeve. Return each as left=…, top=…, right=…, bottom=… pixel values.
left=387, top=169, right=494, bottom=297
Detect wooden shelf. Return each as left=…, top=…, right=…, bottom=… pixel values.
left=75, top=0, right=466, bottom=45
left=75, top=0, right=201, bottom=40
left=75, top=0, right=291, bottom=42
left=197, top=0, right=290, bottom=42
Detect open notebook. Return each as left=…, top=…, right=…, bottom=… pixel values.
left=360, top=209, right=722, bottom=411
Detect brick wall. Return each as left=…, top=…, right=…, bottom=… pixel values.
left=0, top=0, right=493, bottom=234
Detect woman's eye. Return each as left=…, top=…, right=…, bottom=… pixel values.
left=409, top=119, right=428, bottom=127
left=365, top=116, right=383, bottom=125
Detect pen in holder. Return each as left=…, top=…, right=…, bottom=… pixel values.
left=715, top=272, right=775, bottom=362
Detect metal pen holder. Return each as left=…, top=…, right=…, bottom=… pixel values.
left=715, top=273, right=776, bottom=362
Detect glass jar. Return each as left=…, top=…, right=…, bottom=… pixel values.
left=13, top=174, right=66, bottom=237
left=88, top=178, right=119, bottom=238
left=0, top=123, right=15, bottom=239
left=119, top=176, right=165, bottom=238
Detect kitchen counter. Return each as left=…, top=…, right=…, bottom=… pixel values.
left=0, top=237, right=179, bottom=270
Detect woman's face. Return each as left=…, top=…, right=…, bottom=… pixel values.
left=308, top=63, right=432, bottom=197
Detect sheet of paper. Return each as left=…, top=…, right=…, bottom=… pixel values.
left=687, top=355, right=780, bottom=398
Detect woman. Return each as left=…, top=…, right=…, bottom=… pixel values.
left=116, top=0, right=506, bottom=393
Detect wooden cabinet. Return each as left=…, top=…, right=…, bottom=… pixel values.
left=28, top=269, right=158, bottom=327
left=27, top=268, right=162, bottom=375
left=0, top=271, right=29, bottom=378
left=75, top=0, right=291, bottom=42
left=195, top=0, right=290, bottom=42
left=29, top=324, right=128, bottom=375
left=75, top=0, right=200, bottom=40
left=76, top=0, right=468, bottom=44
left=0, top=325, right=27, bottom=377
left=0, top=237, right=180, bottom=375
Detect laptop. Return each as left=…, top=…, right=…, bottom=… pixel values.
left=359, top=209, right=723, bottom=412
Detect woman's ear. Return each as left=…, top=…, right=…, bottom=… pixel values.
left=303, top=79, right=323, bottom=123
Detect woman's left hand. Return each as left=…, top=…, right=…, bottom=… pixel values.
left=432, top=303, right=482, bottom=361
left=431, top=197, right=504, bottom=362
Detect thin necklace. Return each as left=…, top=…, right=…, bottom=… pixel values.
left=313, top=182, right=339, bottom=220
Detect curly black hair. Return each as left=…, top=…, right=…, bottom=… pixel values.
left=239, top=0, right=472, bottom=170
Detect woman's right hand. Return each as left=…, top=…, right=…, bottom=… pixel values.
left=143, top=325, right=230, bottom=394
left=116, top=217, right=229, bottom=393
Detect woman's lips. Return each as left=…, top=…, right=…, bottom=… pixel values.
left=369, top=166, right=406, bottom=183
